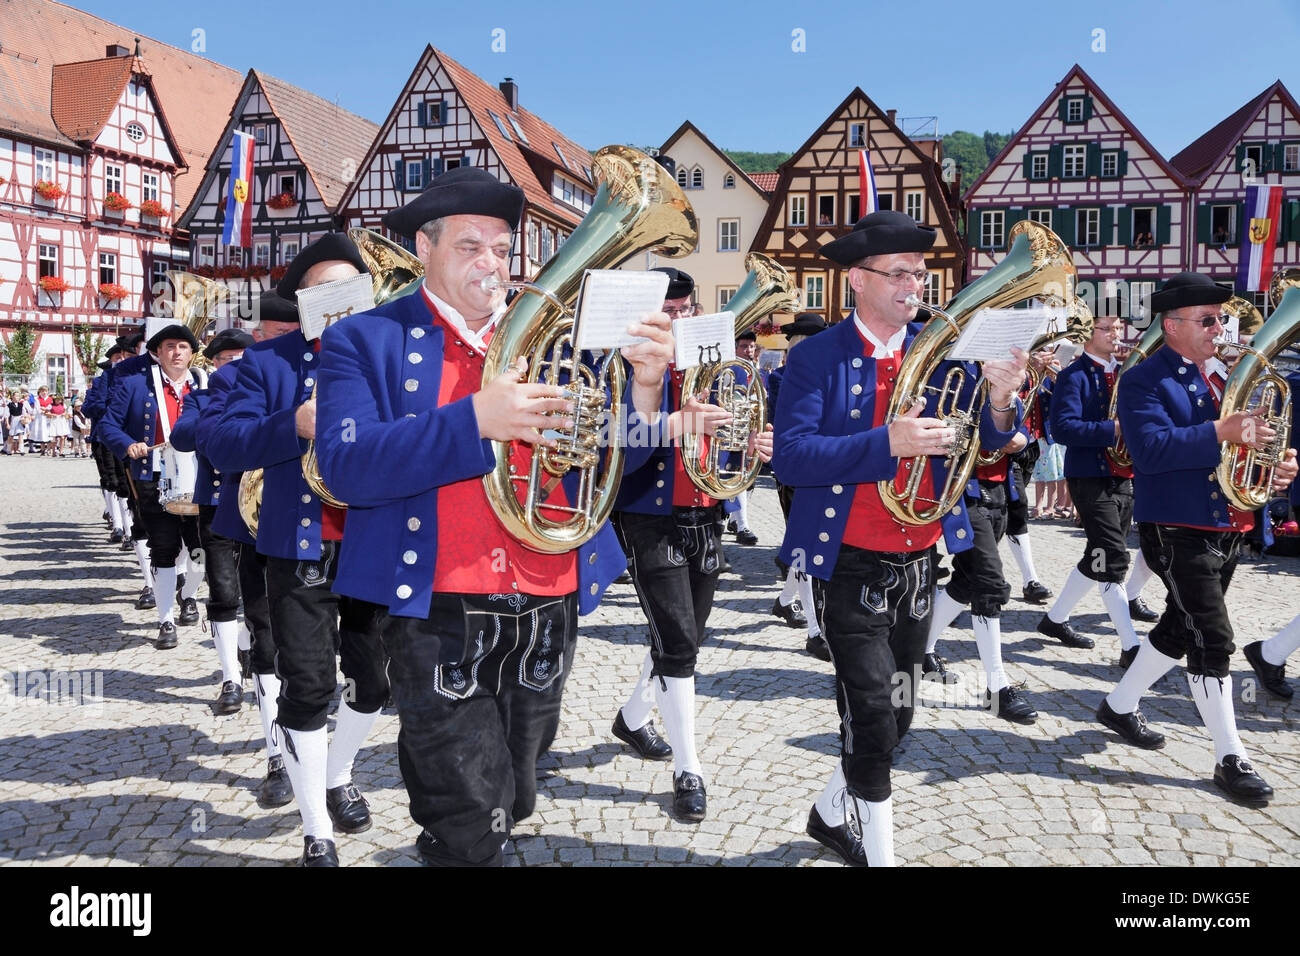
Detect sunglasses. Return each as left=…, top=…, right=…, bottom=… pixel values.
left=1171, top=312, right=1226, bottom=329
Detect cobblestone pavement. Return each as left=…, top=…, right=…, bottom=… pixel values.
left=2, top=455, right=1298, bottom=867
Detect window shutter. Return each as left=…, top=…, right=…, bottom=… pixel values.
left=433, top=157, right=445, bottom=177
left=1049, top=144, right=1063, bottom=179
left=1083, top=96, right=1094, bottom=121
left=1058, top=98, right=1069, bottom=123
left=1006, top=207, right=1027, bottom=229
left=422, top=158, right=431, bottom=186
left=1235, top=144, right=1247, bottom=174
left=393, top=157, right=406, bottom=192
left=1086, top=143, right=1102, bottom=178
left=1100, top=206, right=1115, bottom=245
left=1053, top=207, right=1075, bottom=246
left=1117, top=205, right=1132, bottom=247
left=1118, top=150, right=1129, bottom=177
left=1157, top=205, right=1172, bottom=246
left=1023, top=151, right=1034, bottom=180
left=1286, top=200, right=1300, bottom=242
left=1196, top=204, right=1211, bottom=243
left=1260, top=144, right=1274, bottom=171
left=1275, top=143, right=1289, bottom=173
left=1238, top=201, right=1248, bottom=243
left=417, top=101, right=428, bottom=128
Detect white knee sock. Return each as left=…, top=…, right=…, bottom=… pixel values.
left=108, top=495, right=124, bottom=532
left=102, top=488, right=114, bottom=514
left=1261, top=613, right=1300, bottom=665
left=326, top=701, right=379, bottom=790
left=1047, top=568, right=1094, bottom=623
left=849, top=794, right=895, bottom=867
left=175, top=548, right=189, bottom=581
left=1007, top=533, right=1040, bottom=585
left=926, top=587, right=964, bottom=656
left=1126, top=551, right=1155, bottom=601
left=180, top=561, right=201, bottom=600
left=118, top=498, right=133, bottom=538
left=814, top=761, right=849, bottom=826
left=279, top=725, right=331, bottom=839
left=211, top=619, right=241, bottom=684
left=798, top=574, right=819, bottom=638
left=238, top=620, right=253, bottom=652
left=620, top=651, right=657, bottom=731
left=1188, top=674, right=1246, bottom=764
left=255, top=672, right=282, bottom=758
left=972, top=614, right=1009, bottom=693
left=779, top=570, right=800, bottom=606
left=1099, top=581, right=1141, bottom=651
left=153, top=566, right=177, bottom=624
left=1107, top=641, right=1180, bottom=714
left=133, top=540, right=154, bottom=588
left=656, top=675, right=701, bottom=777
left=736, top=493, right=750, bottom=531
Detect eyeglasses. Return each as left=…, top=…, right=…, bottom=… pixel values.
left=1171, top=312, right=1227, bottom=329
left=663, top=305, right=697, bottom=318
left=855, top=266, right=929, bottom=286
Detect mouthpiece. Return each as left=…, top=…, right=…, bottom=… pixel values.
left=479, top=275, right=505, bottom=294
left=905, top=294, right=922, bottom=308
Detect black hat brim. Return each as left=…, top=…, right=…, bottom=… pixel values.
left=276, top=234, right=367, bottom=299
left=1151, top=272, right=1233, bottom=314
left=202, top=329, right=256, bottom=360
left=820, top=210, right=937, bottom=265
left=146, top=324, right=200, bottom=353
left=382, top=167, right=525, bottom=240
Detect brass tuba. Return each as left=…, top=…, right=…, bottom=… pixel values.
left=1215, top=286, right=1300, bottom=511
left=480, top=144, right=697, bottom=553
left=879, top=220, right=1076, bottom=525
left=238, top=232, right=425, bottom=537
left=167, top=270, right=229, bottom=370
left=679, top=252, right=798, bottom=498
left=975, top=293, right=1094, bottom=466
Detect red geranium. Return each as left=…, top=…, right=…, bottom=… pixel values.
left=35, top=180, right=65, bottom=200
left=270, top=265, right=288, bottom=281
left=39, top=275, right=70, bottom=293
left=267, top=192, right=295, bottom=210
left=99, top=282, right=129, bottom=301
left=104, top=191, right=131, bottom=212
left=139, top=199, right=168, bottom=218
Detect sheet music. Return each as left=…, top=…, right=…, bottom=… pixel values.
left=947, top=306, right=1060, bottom=362
left=295, top=273, right=376, bottom=341
left=144, top=315, right=173, bottom=343
left=673, top=311, right=736, bottom=370
left=573, top=269, right=669, bottom=350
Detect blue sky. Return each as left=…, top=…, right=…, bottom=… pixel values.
left=77, top=0, right=1298, bottom=160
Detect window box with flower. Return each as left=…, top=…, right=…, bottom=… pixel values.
left=270, top=265, right=288, bottom=282
left=267, top=192, right=296, bottom=210
left=138, top=199, right=169, bottom=219
left=99, top=282, right=129, bottom=302
left=35, top=180, right=65, bottom=201
left=103, top=191, right=131, bottom=213
left=39, top=275, right=70, bottom=294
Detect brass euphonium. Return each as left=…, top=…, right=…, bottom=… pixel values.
left=237, top=234, right=425, bottom=537
left=975, top=293, right=1094, bottom=466
left=880, top=220, right=1076, bottom=525
left=679, top=252, right=798, bottom=498
left=1215, top=286, right=1300, bottom=511
left=167, top=270, right=229, bottom=370
left=480, top=144, right=697, bottom=553
left=1268, top=267, right=1300, bottom=309
left=1105, top=318, right=1165, bottom=471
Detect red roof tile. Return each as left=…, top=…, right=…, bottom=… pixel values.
left=749, top=172, right=779, bottom=192
left=50, top=55, right=135, bottom=141
left=1169, top=83, right=1280, bottom=184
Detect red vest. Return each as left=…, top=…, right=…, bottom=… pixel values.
left=670, top=369, right=715, bottom=509
left=1184, top=366, right=1253, bottom=533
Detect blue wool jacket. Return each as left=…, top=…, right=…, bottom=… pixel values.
left=1051, top=353, right=1124, bottom=478
left=198, top=361, right=255, bottom=547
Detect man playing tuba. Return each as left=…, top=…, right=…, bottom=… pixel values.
left=315, top=167, right=677, bottom=867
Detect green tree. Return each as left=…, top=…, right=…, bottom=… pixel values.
left=3, top=322, right=39, bottom=387
left=723, top=150, right=792, bottom=173
left=72, top=325, right=108, bottom=380
left=983, top=131, right=1013, bottom=164
left=942, top=131, right=989, bottom=184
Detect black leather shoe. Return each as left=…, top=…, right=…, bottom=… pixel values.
left=135, top=586, right=156, bottom=611
left=672, top=772, right=707, bottom=822
left=986, top=685, right=1038, bottom=724
left=215, top=680, right=242, bottom=715
left=301, top=836, right=339, bottom=867
left=805, top=634, right=831, bottom=662
left=922, top=653, right=959, bottom=685
left=119, top=535, right=133, bottom=552
left=415, top=829, right=441, bottom=866
left=772, top=597, right=808, bottom=629
left=259, top=755, right=293, bottom=809
left=1244, top=641, right=1293, bottom=700
left=1118, top=645, right=1140, bottom=671
left=1128, top=596, right=1159, bottom=623
left=611, top=711, right=672, bottom=761
left=614, top=570, right=632, bottom=584
left=806, top=805, right=868, bottom=867
left=1097, top=699, right=1165, bottom=749
left=1037, top=614, right=1095, bottom=649
left=735, top=528, right=759, bottom=546
left=109, top=528, right=124, bottom=543
left=178, top=597, right=200, bottom=626
left=155, top=621, right=178, bottom=650
left=725, top=518, right=738, bottom=534
left=1213, top=754, right=1274, bottom=808
left=1022, top=580, right=1052, bottom=603
left=326, top=783, right=372, bottom=834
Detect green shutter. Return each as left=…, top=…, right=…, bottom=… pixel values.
left=422, top=158, right=431, bottom=185
left=1275, top=143, right=1288, bottom=173
left=1117, top=205, right=1132, bottom=247
left=393, top=157, right=405, bottom=192
left=1100, top=206, right=1115, bottom=246
left=1049, top=144, right=1063, bottom=179
left=1196, top=204, right=1211, bottom=243
left=1058, top=98, right=1070, bottom=123
left=1238, top=201, right=1248, bottom=243
left=1235, top=144, right=1247, bottom=174
left=1259, top=144, right=1273, bottom=171
left=1007, top=207, right=1027, bottom=229
left=1157, top=205, right=1172, bottom=246
left=1086, top=143, right=1101, bottom=178
left=1053, top=207, right=1075, bottom=246
left=1023, top=151, right=1034, bottom=180
left=1117, top=150, right=1129, bottom=177
left=417, top=101, right=428, bottom=128
left=1286, top=200, right=1300, bottom=242
left=1083, top=96, right=1094, bottom=121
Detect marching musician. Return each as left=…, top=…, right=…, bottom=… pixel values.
left=773, top=210, right=1027, bottom=866
left=170, top=328, right=255, bottom=716
left=208, top=239, right=389, bottom=866
left=1098, top=272, right=1297, bottom=807
left=1003, top=349, right=1054, bottom=606
left=1038, top=314, right=1148, bottom=663
left=315, top=166, right=675, bottom=866
left=608, top=267, right=773, bottom=824
left=99, top=324, right=206, bottom=648
left=726, top=328, right=761, bottom=547
left=82, top=345, right=126, bottom=539
left=194, top=292, right=303, bottom=810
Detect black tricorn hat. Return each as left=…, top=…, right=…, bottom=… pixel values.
left=202, top=328, right=256, bottom=360
left=277, top=233, right=367, bottom=299
left=820, top=210, right=936, bottom=265
left=651, top=266, right=695, bottom=300
left=382, top=166, right=525, bottom=239
left=146, top=324, right=200, bottom=353
left=735, top=329, right=757, bottom=342
left=118, top=328, right=145, bottom=350
left=1150, top=272, right=1233, bottom=315
left=254, top=290, right=301, bottom=325
left=96, top=358, right=112, bottom=371
left=781, top=312, right=828, bottom=337
left=104, top=344, right=125, bottom=360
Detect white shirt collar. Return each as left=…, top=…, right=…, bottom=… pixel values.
left=1084, top=350, right=1119, bottom=373
left=422, top=282, right=505, bottom=354
left=852, top=310, right=907, bottom=357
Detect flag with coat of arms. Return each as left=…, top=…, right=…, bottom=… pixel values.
left=1236, top=184, right=1284, bottom=292
left=222, top=130, right=255, bottom=249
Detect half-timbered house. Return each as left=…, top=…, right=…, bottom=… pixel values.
left=749, top=88, right=963, bottom=325
left=338, top=46, right=595, bottom=282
